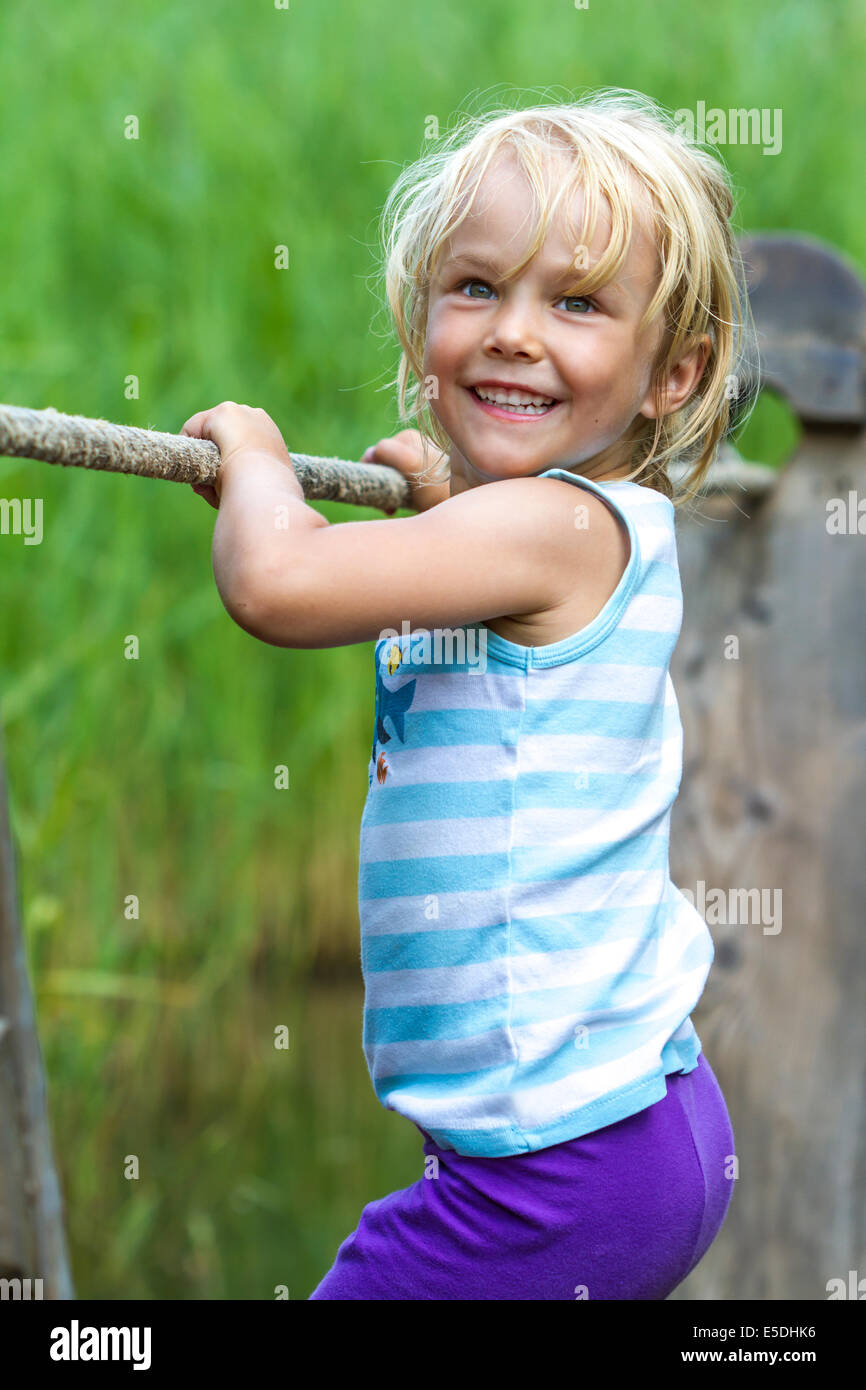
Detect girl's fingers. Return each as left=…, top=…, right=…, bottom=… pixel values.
left=180, top=408, right=215, bottom=438
left=365, top=440, right=405, bottom=467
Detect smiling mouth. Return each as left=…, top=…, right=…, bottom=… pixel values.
left=468, top=386, right=561, bottom=418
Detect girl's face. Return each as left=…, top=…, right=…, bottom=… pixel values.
left=423, top=151, right=675, bottom=489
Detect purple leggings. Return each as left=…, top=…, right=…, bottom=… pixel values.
left=308, top=1052, right=735, bottom=1300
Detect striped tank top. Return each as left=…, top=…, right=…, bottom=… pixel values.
left=357, top=468, right=714, bottom=1157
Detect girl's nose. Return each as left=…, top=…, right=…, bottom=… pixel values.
left=482, top=304, right=543, bottom=359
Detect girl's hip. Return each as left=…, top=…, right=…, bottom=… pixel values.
left=413, top=1052, right=736, bottom=1290
left=310, top=1051, right=735, bottom=1299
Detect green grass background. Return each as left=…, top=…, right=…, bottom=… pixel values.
left=0, top=0, right=863, bottom=1298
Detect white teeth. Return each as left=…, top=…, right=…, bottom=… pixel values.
left=474, top=386, right=556, bottom=412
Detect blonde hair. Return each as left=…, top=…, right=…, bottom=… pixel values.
left=376, top=87, right=759, bottom=509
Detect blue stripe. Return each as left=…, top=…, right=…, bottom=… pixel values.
left=519, top=697, right=668, bottom=739
left=361, top=768, right=663, bottom=826
left=362, top=779, right=513, bottom=824
left=363, top=924, right=511, bottom=972
left=393, top=696, right=669, bottom=747
left=363, top=961, right=681, bottom=1048
left=359, top=850, right=511, bottom=899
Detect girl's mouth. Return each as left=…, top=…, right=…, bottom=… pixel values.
left=467, top=385, right=562, bottom=421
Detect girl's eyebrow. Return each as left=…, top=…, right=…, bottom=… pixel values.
left=444, top=252, right=509, bottom=276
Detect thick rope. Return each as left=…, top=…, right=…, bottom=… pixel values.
left=0, top=403, right=412, bottom=510
left=0, top=402, right=777, bottom=504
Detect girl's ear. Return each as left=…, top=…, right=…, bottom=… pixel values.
left=639, top=333, right=712, bottom=420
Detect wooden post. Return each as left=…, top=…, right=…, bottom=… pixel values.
left=669, top=233, right=866, bottom=1299
left=0, top=715, right=74, bottom=1299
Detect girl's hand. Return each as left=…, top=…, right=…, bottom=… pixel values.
left=361, top=429, right=450, bottom=515
left=181, top=401, right=291, bottom=509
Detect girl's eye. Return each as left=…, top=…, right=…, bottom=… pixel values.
left=556, top=294, right=595, bottom=314
left=458, top=279, right=495, bottom=299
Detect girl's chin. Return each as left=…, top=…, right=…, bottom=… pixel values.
left=461, top=457, right=556, bottom=482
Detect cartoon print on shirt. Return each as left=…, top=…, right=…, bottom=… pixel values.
left=370, top=642, right=417, bottom=784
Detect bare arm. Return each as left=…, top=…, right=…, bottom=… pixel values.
left=230, top=466, right=612, bottom=649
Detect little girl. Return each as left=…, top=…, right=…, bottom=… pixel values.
left=183, top=89, right=753, bottom=1300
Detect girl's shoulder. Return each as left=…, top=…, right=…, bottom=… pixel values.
left=481, top=474, right=634, bottom=649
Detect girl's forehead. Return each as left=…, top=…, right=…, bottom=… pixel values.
left=455, top=151, right=652, bottom=259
